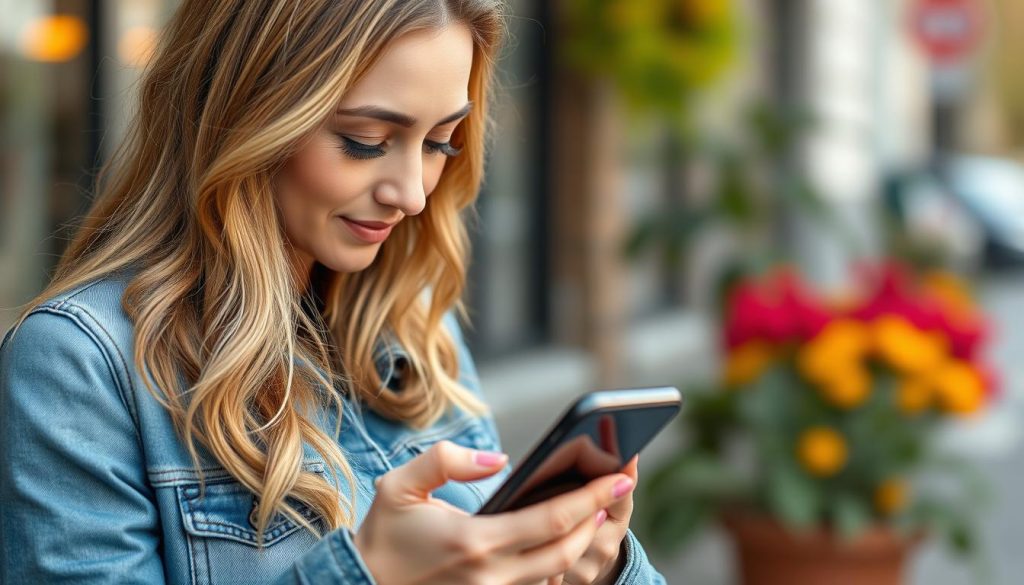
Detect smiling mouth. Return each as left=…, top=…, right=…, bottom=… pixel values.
left=339, top=217, right=396, bottom=244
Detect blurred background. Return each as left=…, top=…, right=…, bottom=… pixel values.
left=2, top=0, right=1023, bottom=583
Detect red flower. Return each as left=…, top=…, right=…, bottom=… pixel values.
left=724, top=267, right=833, bottom=349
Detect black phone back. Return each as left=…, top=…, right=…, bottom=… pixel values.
left=477, top=387, right=681, bottom=515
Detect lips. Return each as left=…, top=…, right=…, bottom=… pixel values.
left=346, top=219, right=394, bottom=230
left=339, top=216, right=396, bottom=244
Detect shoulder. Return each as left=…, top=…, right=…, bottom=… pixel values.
left=1, top=270, right=138, bottom=410
left=4, top=270, right=135, bottom=350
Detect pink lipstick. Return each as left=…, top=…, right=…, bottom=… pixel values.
left=340, top=217, right=395, bottom=244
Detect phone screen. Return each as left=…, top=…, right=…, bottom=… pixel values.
left=478, top=402, right=679, bottom=514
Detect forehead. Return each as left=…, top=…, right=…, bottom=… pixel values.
left=338, top=25, right=474, bottom=122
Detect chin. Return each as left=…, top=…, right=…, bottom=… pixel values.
left=320, top=247, right=381, bottom=274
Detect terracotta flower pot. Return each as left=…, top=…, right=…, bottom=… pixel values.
left=722, top=511, right=922, bottom=585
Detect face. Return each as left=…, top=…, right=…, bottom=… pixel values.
left=276, top=24, right=474, bottom=279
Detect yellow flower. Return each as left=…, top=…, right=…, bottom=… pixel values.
left=724, top=341, right=774, bottom=388
left=797, top=319, right=871, bottom=384
left=817, top=366, right=871, bottom=409
left=932, top=361, right=986, bottom=416
left=679, top=0, right=731, bottom=26
left=796, top=427, right=848, bottom=477
left=821, top=319, right=873, bottom=356
left=874, top=478, right=910, bottom=516
left=872, top=315, right=948, bottom=375
left=896, top=378, right=932, bottom=415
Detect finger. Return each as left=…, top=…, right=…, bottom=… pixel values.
left=561, top=551, right=609, bottom=585
left=376, top=440, right=507, bottom=501
left=605, top=489, right=633, bottom=522
left=511, top=508, right=601, bottom=584
left=605, top=455, right=638, bottom=520
left=564, top=524, right=625, bottom=585
left=480, top=472, right=635, bottom=552
left=601, top=455, right=640, bottom=522
left=623, top=454, right=638, bottom=480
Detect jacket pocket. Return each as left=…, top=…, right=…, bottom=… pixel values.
left=173, top=463, right=327, bottom=585
left=177, top=472, right=322, bottom=547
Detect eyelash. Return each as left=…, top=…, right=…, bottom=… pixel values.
left=337, top=136, right=462, bottom=160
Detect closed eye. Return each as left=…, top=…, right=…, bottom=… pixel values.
left=337, top=136, right=385, bottom=160
left=336, top=135, right=461, bottom=160
left=425, top=140, right=462, bottom=157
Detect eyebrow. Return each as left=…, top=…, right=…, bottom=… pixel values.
left=335, top=101, right=473, bottom=128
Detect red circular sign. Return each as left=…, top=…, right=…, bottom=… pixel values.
left=909, top=0, right=984, bottom=63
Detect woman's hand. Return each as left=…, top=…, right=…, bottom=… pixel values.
left=353, top=440, right=635, bottom=585
left=547, top=456, right=638, bottom=585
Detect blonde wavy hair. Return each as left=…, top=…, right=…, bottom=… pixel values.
left=14, top=0, right=506, bottom=544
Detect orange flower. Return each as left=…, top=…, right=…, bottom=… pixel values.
left=796, top=427, right=848, bottom=477
left=896, top=378, right=932, bottom=415
left=872, top=315, right=948, bottom=375
left=932, top=361, right=986, bottom=416
left=874, top=478, right=910, bottom=516
left=724, top=341, right=775, bottom=388
left=817, top=366, right=871, bottom=409
left=797, top=319, right=871, bottom=384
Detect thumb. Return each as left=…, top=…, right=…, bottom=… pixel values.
left=377, top=440, right=508, bottom=501
left=623, top=454, right=639, bottom=481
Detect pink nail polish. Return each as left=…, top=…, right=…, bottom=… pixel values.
left=473, top=451, right=507, bottom=467
left=596, top=509, right=608, bottom=527
left=612, top=478, right=634, bottom=498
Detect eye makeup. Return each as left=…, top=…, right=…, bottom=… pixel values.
left=425, top=140, right=462, bottom=157
left=335, top=135, right=462, bottom=160
left=337, top=136, right=386, bottom=160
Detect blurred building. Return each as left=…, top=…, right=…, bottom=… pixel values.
left=2, top=0, right=1012, bottom=413
left=0, top=0, right=1005, bottom=427
left=2, top=0, right=1021, bottom=583
left=1, top=0, right=169, bottom=328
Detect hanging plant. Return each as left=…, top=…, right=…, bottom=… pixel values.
left=560, top=0, right=740, bottom=129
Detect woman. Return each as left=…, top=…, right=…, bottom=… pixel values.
left=0, top=1, right=666, bottom=583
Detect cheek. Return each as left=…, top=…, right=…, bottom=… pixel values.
left=425, top=158, right=448, bottom=196
left=285, top=138, right=346, bottom=205
left=278, top=136, right=368, bottom=223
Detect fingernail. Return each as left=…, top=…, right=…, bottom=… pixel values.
left=612, top=478, right=634, bottom=498
left=596, top=509, right=608, bottom=527
left=473, top=451, right=507, bottom=467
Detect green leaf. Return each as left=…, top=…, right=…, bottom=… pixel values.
left=766, top=464, right=820, bottom=529
left=643, top=495, right=710, bottom=555
left=623, top=217, right=660, bottom=258
left=714, top=152, right=757, bottom=225
left=644, top=450, right=746, bottom=503
left=832, top=492, right=871, bottom=541
left=950, top=522, right=974, bottom=556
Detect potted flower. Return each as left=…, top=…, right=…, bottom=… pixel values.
left=639, top=262, right=997, bottom=584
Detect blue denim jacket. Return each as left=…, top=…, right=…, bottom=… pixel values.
left=0, top=271, right=667, bottom=584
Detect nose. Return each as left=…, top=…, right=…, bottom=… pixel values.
left=374, top=150, right=427, bottom=216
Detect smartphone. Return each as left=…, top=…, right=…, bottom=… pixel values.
left=476, top=386, right=682, bottom=515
